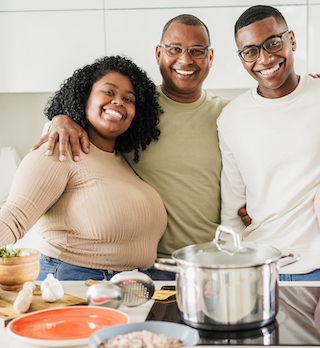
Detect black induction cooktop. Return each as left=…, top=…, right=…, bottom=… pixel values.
left=146, top=285, right=320, bottom=345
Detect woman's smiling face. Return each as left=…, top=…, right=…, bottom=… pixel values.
left=236, top=16, right=298, bottom=98
left=85, top=72, right=136, bottom=152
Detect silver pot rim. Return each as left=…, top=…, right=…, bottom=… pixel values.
left=172, top=240, right=282, bottom=269
left=154, top=225, right=300, bottom=273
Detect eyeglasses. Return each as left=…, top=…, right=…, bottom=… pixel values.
left=159, top=44, right=209, bottom=59
left=238, top=30, right=290, bottom=63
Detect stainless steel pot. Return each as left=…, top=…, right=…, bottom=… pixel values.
left=154, top=225, right=300, bottom=331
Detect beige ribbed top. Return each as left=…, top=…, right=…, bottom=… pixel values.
left=0, top=143, right=167, bottom=270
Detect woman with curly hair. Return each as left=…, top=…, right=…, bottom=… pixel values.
left=0, top=55, right=167, bottom=280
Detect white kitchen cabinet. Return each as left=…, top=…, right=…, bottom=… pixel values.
left=308, top=4, right=320, bottom=73
left=0, top=1, right=312, bottom=92
left=0, top=0, right=103, bottom=11
left=104, top=0, right=307, bottom=9
left=104, top=4, right=307, bottom=89
left=0, top=9, right=105, bottom=93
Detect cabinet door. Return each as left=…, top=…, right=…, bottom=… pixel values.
left=0, top=10, right=105, bottom=93
left=0, top=0, right=103, bottom=11
left=104, top=5, right=307, bottom=89
left=308, top=4, right=320, bottom=73
left=104, top=0, right=307, bottom=10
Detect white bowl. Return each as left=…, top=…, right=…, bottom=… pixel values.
left=89, top=321, right=199, bottom=348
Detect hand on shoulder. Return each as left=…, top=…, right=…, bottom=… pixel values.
left=31, top=115, right=90, bottom=162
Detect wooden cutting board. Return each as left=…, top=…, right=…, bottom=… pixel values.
left=0, top=285, right=87, bottom=327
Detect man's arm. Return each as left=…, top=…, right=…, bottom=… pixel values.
left=31, top=115, right=90, bottom=162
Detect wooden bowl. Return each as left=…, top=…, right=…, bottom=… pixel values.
left=0, top=248, right=40, bottom=291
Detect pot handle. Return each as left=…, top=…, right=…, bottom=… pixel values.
left=214, top=224, right=243, bottom=251
left=154, top=258, right=180, bottom=274
left=278, top=253, right=300, bottom=269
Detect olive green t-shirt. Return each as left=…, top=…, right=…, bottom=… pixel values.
left=124, top=87, right=229, bottom=258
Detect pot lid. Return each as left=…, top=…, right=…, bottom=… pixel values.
left=172, top=225, right=282, bottom=268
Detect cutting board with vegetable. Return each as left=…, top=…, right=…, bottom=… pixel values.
left=0, top=285, right=86, bottom=327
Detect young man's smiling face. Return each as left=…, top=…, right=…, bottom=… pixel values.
left=236, top=16, right=298, bottom=98
left=156, top=21, right=214, bottom=103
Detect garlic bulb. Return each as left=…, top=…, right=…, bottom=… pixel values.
left=13, top=282, right=36, bottom=313
left=41, top=274, right=64, bottom=302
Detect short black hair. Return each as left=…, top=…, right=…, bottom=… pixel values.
left=161, top=14, right=211, bottom=45
left=44, top=55, right=161, bottom=163
left=235, top=5, right=288, bottom=38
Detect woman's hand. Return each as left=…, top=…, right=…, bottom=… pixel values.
left=238, top=205, right=252, bottom=227
left=31, top=115, right=90, bottom=162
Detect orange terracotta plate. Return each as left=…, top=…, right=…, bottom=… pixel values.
left=7, top=306, right=129, bottom=347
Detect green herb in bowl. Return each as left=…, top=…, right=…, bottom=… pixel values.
left=0, top=245, right=21, bottom=261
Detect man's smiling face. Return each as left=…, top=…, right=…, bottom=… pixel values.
left=236, top=16, right=297, bottom=98
left=156, top=21, right=213, bottom=103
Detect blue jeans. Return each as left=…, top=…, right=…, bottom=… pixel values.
left=145, top=268, right=176, bottom=281
left=37, top=255, right=119, bottom=281
left=37, top=254, right=176, bottom=281
left=279, top=268, right=320, bottom=281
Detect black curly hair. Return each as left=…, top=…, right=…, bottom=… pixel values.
left=44, top=55, right=161, bottom=162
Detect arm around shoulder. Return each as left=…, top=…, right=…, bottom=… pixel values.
left=31, top=115, right=90, bottom=162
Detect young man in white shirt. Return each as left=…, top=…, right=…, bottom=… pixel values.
left=217, top=5, right=320, bottom=281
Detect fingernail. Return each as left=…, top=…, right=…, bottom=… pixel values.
left=45, top=150, right=51, bottom=156
left=59, top=155, right=66, bottom=162
left=74, top=156, right=80, bottom=162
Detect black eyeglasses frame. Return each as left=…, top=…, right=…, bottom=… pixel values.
left=238, top=30, right=291, bottom=63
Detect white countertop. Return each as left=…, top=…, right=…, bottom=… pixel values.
left=1, top=281, right=319, bottom=348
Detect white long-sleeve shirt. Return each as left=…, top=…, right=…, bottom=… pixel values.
left=217, top=75, right=320, bottom=274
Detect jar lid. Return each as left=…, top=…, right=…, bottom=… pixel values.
left=172, top=225, right=281, bottom=268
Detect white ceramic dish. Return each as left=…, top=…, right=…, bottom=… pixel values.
left=89, top=321, right=199, bottom=348
left=7, top=306, right=130, bottom=347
